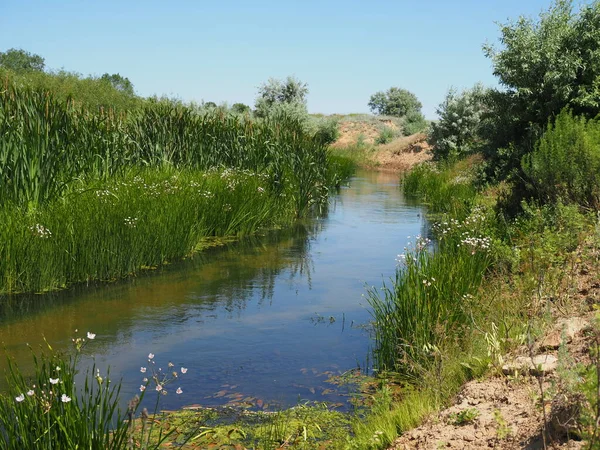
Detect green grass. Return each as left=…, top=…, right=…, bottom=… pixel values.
left=402, top=161, right=477, bottom=218
left=367, top=210, right=491, bottom=380
left=0, top=167, right=300, bottom=295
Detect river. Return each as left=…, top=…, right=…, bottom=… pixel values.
left=0, top=170, right=426, bottom=411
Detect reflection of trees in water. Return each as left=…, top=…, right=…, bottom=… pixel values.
left=0, top=216, right=329, bottom=340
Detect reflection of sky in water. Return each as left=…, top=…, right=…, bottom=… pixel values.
left=0, top=170, right=427, bottom=411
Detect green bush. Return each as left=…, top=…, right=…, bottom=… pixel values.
left=402, top=110, right=428, bottom=136
left=429, top=84, right=487, bottom=160
left=481, top=0, right=600, bottom=181
left=368, top=87, right=422, bottom=118
left=376, top=126, right=396, bottom=144
left=522, top=110, right=600, bottom=209
left=311, top=116, right=340, bottom=145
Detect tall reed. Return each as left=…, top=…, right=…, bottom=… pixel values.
left=368, top=208, right=491, bottom=380
left=0, top=80, right=334, bottom=215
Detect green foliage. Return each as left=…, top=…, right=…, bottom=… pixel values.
left=100, top=73, right=135, bottom=96
left=367, top=224, right=490, bottom=378
left=0, top=48, right=45, bottom=72
left=0, top=67, right=141, bottom=111
left=0, top=168, right=298, bottom=294
left=311, top=116, right=340, bottom=145
left=448, top=408, right=479, bottom=425
left=402, top=110, right=428, bottom=136
left=429, top=84, right=487, bottom=160
left=0, top=335, right=130, bottom=449
left=254, top=76, right=308, bottom=118
left=0, top=82, right=353, bottom=294
left=368, top=87, right=422, bottom=118
left=481, top=0, right=600, bottom=179
left=231, top=102, right=251, bottom=114
left=522, top=110, right=600, bottom=209
left=403, top=162, right=477, bottom=217
left=376, top=126, right=395, bottom=145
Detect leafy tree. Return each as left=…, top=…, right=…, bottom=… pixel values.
left=0, top=48, right=45, bottom=72
left=429, top=84, right=488, bottom=159
left=254, top=76, right=308, bottom=118
left=100, top=73, right=134, bottom=96
left=368, top=87, right=422, bottom=117
left=203, top=101, right=217, bottom=108
left=481, top=0, right=600, bottom=178
left=231, top=102, right=251, bottom=114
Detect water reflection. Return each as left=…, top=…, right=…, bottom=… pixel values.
left=0, top=170, right=427, bottom=410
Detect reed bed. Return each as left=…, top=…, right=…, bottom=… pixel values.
left=0, top=80, right=353, bottom=295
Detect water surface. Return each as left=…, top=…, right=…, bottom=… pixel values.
left=0, top=170, right=426, bottom=410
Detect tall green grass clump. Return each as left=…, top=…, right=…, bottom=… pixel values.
left=0, top=81, right=334, bottom=215
left=522, top=109, right=600, bottom=210
left=0, top=333, right=130, bottom=449
left=402, top=161, right=477, bottom=218
left=0, top=168, right=297, bottom=294
left=367, top=208, right=491, bottom=379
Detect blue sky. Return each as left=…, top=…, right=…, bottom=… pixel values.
left=0, top=0, right=581, bottom=118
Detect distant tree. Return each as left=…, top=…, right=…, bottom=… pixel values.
left=231, top=102, right=251, bottom=114
left=368, top=87, right=422, bottom=117
left=0, top=48, right=45, bottom=72
left=100, top=73, right=135, bottom=96
left=203, top=101, right=217, bottom=108
left=254, top=76, right=308, bottom=118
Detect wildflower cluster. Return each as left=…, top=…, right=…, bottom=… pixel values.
left=139, top=353, right=187, bottom=397
left=396, top=235, right=432, bottom=266
left=460, top=235, right=491, bottom=254
left=124, top=216, right=138, bottom=228
left=29, top=223, right=52, bottom=238
left=95, top=189, right=114, bottom=203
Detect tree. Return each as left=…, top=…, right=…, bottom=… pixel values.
left=254, top=76, right=308, bottom=118
left=368, top=87, right=422, bottom=117
left=0, top=48, right=45, bottom=72
left=481, top=0, right=600, bottom=177
left=100, top=73, right=135, bottom=96
left=429, top=84, right=488, bottom=160
left=231, top=103, right=251, bottom=114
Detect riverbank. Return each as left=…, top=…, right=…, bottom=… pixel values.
left=377, top=159, right=600, bottom=450
left=120, top=157, right=600, bottom=450
left=0, top=80, right=355, bottom=296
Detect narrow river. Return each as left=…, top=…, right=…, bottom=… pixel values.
left=0, top=170, right=426, bottom=411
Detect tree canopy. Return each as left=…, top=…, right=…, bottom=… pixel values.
left=254, top=76, right=308, bottom=118
left=0, top=48, right=45, bottom=72
left=368, top=87, right=422, bottom=117
left=100, top=73, right=135, bottom=96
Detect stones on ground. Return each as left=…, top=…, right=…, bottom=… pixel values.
left=539, top=317, right=589, bottom=350
left=502, top=354, right=558, bottom=376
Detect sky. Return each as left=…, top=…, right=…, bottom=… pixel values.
left=0, top=0, right=583, bottom=119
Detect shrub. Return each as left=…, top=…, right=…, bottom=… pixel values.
left=254, top=76, right=308, bottom=118
left=376, top=126, right=396, bottom=144
left=311, top=116, right=340, bottom=145
left=481, top=0, right=600, bottom=181
left=429, top=84, right=487, bottom=160
left=522, top=110, right=600, bottom=209
left=402, top=110, right=428, bottom=136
